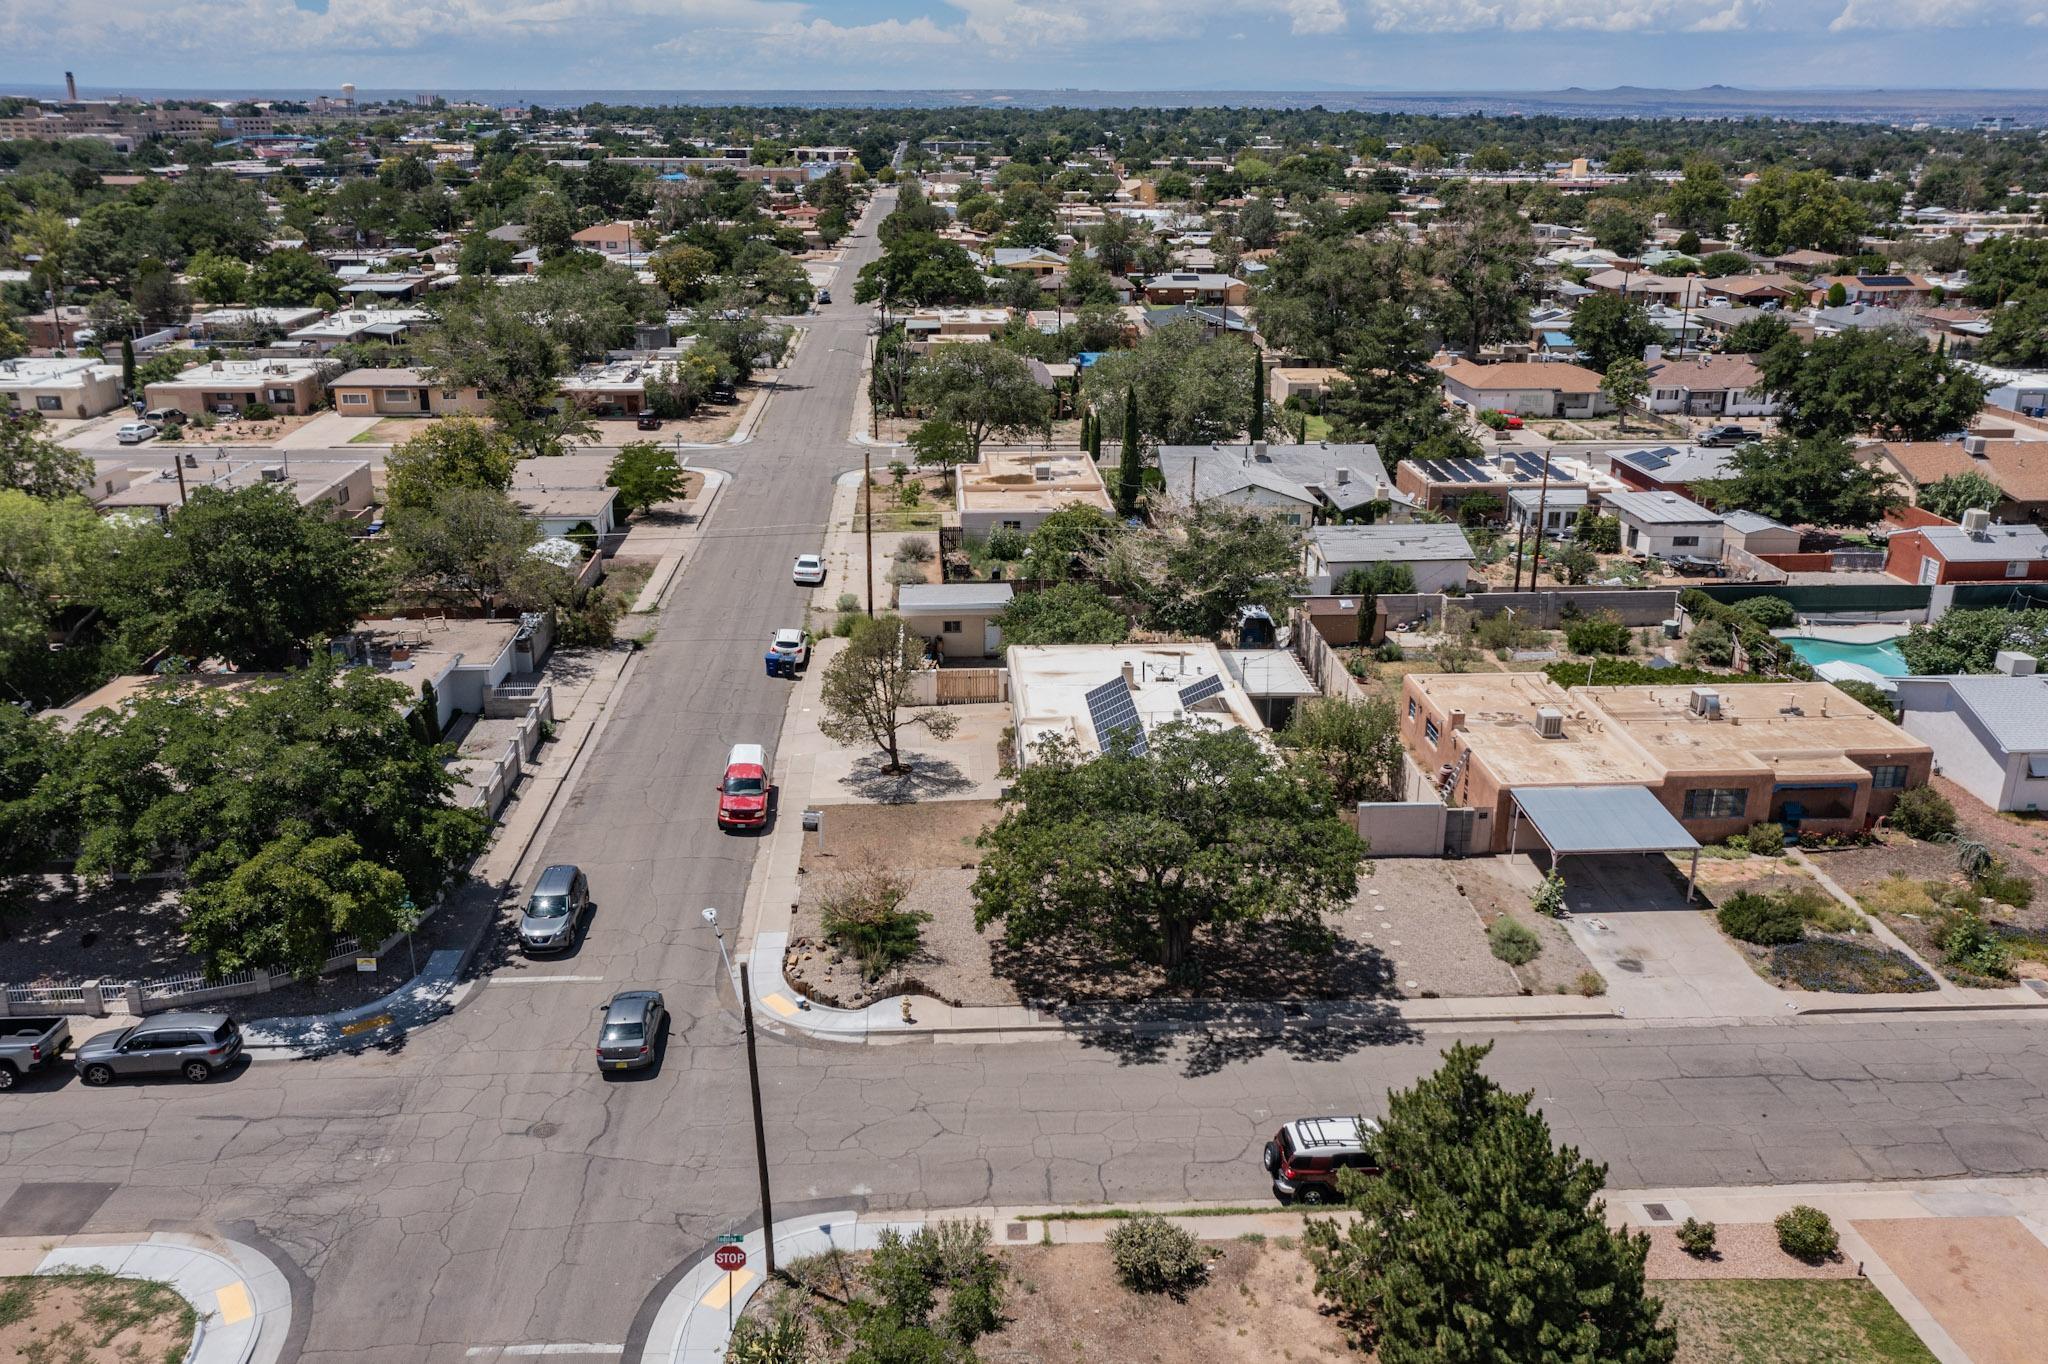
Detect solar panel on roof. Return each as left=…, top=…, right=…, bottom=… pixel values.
left=1084, top=677, right=1148, bottom=756
left=1178, top=672, right=1226, bottom=708
left=1625, top=449, right=1672, bottom=472
left=1859, top=274, right=1913, bottom=286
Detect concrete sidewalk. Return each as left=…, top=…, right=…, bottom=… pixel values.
left=0, top=1230, right=294, bottom=1364
left=640, top=1178, right=2048, bottom=1364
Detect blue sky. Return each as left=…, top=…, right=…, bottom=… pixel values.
left=3, top=1, right=2046, bottom=93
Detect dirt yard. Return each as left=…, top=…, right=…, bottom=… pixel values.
left=1815, top=826, right=2048, bottom=986
left=0, top=1272, right=196, bottom=1364
left=1854, top=1216, right=2048, bottom=1364
left=1457, top=857, right=1605, bottom=996
left=160, top=411, right=321, bottom=446
left=783, top=807, right=1560, bottom=1009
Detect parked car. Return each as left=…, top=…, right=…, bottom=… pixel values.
left=636, top=412, right=663, bottom=430
left=141, top=407, right=185, bottom=426
left=710, top=383, right=737, bottom=405
left=1263, top=1115, right=1382, bottom=1204
left=0, top=1017, right=70, bottom=1092
left=768, top=628, right=809, bottom=671
left=718, top=742, right=769, bottom=831
left=115, top=421, right=157, bottom=445
left=1698, top=424, right=1758, bottom=447
left=1661, top=553, right=1722, bottom=576
left=595, top=990, right=666, bottom=1072
left=817, top=289, right=832, bottom=306
left=792, top=553, right=826, bottom=586
left=519, top=863, right=592, bottom=954
left=73, top=1013, right=242, bottom=1086
left=210, top=403, right=242, bottom=418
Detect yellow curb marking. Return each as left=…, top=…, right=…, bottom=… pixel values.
left=339, top=1013, right=394, bottom=1037
left=699, top=1267, right=754, bottom=1308
left=216, top=1282, right=253, bottom=1325
left=760, top=994, right=798, bottom=1018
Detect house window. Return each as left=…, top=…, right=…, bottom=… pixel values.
left=2009, top=560, right=2029, bottom=579
left=340, top=392, right=368, bottom=405
left=335, top=486, right=350, bottom=505
left=1673, top=535, right=1699, bottom=548
left=1871, top=765, right=1908, bottom=789
left=382, top=389, right=414, bottom=405
left=1001, top=520, right=1023, bottom=531
left=266, top=387, right=293, bottom=404
left=1423, top=717, right=1441, bottom=744
left=941, top=620, right=963, bottom=634
left=1626, top=527, right=1640, bottom=549
left=1407, top=698, right=1417, bottom=719
left=1682, top=788, right=1748, bottom=820
left=35, top=395, right=61, bottom=411
left=441, top=390, right=460, bottom=400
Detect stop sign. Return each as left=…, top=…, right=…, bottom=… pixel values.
left=713, top=1245, right=747, bottom=1272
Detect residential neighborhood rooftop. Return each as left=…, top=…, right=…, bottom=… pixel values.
left=1309, top=523, right=1474, bottom=563
left=1008, top=642, right=1263, bottom=759
left=1602, top=490, right=1722, bottom=525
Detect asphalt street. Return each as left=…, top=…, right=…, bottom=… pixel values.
left=9, top=192, right=2048, bottom=1361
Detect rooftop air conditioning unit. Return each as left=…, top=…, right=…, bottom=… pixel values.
left=260, top=465, right=287, bottom=482
left=1689, top=687, right=1722, bottom=719
left=1964, top=434, right=1989, bottom=457
left=1033, top=463, right=1056, bottom=482
left=1962, top=507, right=1993, bottom=536
left=1534, top=707, right=1565, bottom=739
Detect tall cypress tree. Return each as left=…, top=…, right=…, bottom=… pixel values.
left=1302, top=1042, right=1675, bottom=1364
left=1079, top=407, right=1094, bottom=456
left=120, top=336, right=136, bottom=394
left=1250, top=349, right=1266, bottom=443
left=1116, top=385, right=1142, bottom=517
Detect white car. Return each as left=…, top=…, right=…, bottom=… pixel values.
left=115, top=422, right=158, bottom=445
left=792, top=554, right=826, bottom=586
left=769, top=628, right=810, bottom=668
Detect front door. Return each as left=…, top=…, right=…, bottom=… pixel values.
left=984, top=620, right=1002, bottom=656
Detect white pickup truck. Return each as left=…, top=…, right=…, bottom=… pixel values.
left=0, top=1016, right=70, bottom=1092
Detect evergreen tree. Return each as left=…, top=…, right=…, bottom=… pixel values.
left=1117, top=384, right=1143, bottom=517
left=120, top=336, right=136, bottom=394
left=1303, top=1041, right=1676, bottom=1364
left=1250, top=349, right=1267, bottom=443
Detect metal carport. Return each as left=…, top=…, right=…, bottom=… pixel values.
left=1507, top=785, right=1703, bottom=902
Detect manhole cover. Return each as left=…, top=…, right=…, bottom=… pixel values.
left=1615, top=958, right=1645, bottom=973
left=1643, top=1202, right=1673, bottom=1223
left=526, top=1121, right=559, bottom=1139
left=1005, top=1222, right=1029, bottom=1241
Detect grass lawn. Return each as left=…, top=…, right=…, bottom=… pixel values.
left=1301, top=412, right=1333, bottom=441
left=1661, top=1279, right=1936, bottom=1364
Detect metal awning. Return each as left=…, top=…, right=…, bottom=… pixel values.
left=1508, top=785, right=1702, bottom=902
left=1508, top=786, right=1699, bottom=855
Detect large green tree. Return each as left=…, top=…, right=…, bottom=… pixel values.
left=1734, top=167, right=1868, bottom=255
left=854, top=231, right=989, bottom=307
left=1302, top=1041, right=1675, bottom=1364
left=1980, top=288, right=2048, bottom=368
left=1663, top=159, right=1732, bottom=236
left=974, top=723, right=1368, bottom=977
left=994, top=581, right=1129, bottom=647
left=383, top=417, right=517, bottom=511
left=0, top=409, right=91, bottom=499
left=606, top=441, right=686, bottom=516
left=1083, top=321, right=1256, bottom=447
left=1103, top=503, right=1305, bottom=637
left=1280, top=697, right=1406, bottom=807
left=1757, top=328, right=1988, bottom=442
left=1568, top=294, right=1662, bottom=375
left=1695, top=435, right=1899, bottom=527
left=906, top=344, right=1049, bottom=456
left=111, top=484, right=382, bottom=671
left=387, top=486, right=539, bottom=616
left=1899, top=609, right=2048, bottom=675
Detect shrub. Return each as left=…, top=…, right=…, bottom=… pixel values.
left=1563, top=611, right=1632, bottom=656
left=1532, top=870, right=1568, bottom=918
left=1744, top=821, right=1785, bottom=856
left=836, top=592, right=862, bottom=613
left=1574, top=970, right=1607, bottom=996
left=1105, top=1214, right=1209, bottom=1298
left=894, top=536, right=936, bottom=563
left=1718, top=891, right=1806, bottom=945
left=1731, top=596, right=1796, bottom=629
left=1375, top=639, right=1405, bottom=662
left=1889, top=785, right=1957, bottom=841
left=1487, top=916, right=1541, bottom=965
left=1936, top=911, right=2015, bottom=979
left=1683, top=618, right=1735, bottom=667
left=1831, top=677, right=1896, bottom=721
left=1768, top=939, right=1938, bottom=993
left=1774, top=1205, right=1839, bottom=1262
left=820, top=856, right=930, bottom=980
left=241, top=400, right=274, bottom=421
left=885, top=560, right=926, bottom=586
left=1677, top=1217, right=1718, bottom=1258
left=1858, top=873, right=1942, bottom=918
left=983, top=527, right=1027, bottom=560
left=1975, top=864, right=2035, bottom=909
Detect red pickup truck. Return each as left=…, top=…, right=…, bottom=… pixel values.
left=717, top=743, right=769, bottom=831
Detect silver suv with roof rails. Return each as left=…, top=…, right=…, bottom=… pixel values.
left=520, top=864, right=591, bottom=954
left=1263, top=1115, right=1382, bottom=1204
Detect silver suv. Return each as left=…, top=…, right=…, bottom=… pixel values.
left=520, top=864, right=592, bottom=954
left=74, top=1013, right=243, bottom=1086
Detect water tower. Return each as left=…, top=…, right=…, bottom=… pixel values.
left=340, top=82, right=356, bottom=107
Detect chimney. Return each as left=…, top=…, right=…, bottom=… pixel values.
left=64, top=71, right=77, bottom=102
left=1121, top=661, right=1136, bottom=690
left=1253, top=439, right=1268, bottom=461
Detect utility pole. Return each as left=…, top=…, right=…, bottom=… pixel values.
left=863, top=447, right=875, bottom=616
left=737, top=963, right=777, bottom=1278
left=174, top=454, right=188, bottom=507
left=1528, top=454, right=1553, bottom=588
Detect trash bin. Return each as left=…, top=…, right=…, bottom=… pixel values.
left=765, top=652, right=785, bottom=678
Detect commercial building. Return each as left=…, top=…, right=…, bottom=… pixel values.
left=953, top=447, right=1114, bottom=536
left=1007, top=642, right=1265, bottom=764
left=0, top=356, right=125, bottom=419
left=141, top=358, right=338, bottom=419
left=1399, top=671, right=1930, bottom=853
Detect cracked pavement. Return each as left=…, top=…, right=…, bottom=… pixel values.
left=9, top=195, right=2048, bottom=1359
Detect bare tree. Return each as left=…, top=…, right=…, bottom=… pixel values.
left=818, top=614, right=958, bottom=774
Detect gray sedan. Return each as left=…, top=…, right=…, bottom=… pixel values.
left=595, top=991, right=665, bottom=1072
left=74, top=1013, right=243, bottom=1086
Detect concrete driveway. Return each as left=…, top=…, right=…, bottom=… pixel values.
left=1555, top=853, right=1787, bottom=1020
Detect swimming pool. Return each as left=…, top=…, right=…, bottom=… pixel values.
left=1785, top=636, right=1910, bottom=677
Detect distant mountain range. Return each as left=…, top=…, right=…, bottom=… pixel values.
left=5, top=83, right=2044, bottom=125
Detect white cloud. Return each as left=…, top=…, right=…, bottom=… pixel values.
left=1827, top=0, right=2047, bottom=28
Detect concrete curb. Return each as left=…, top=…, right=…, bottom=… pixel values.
left=630, top=469, right=730, bottom=616
left=22, top=1232, right=293, bottom=1364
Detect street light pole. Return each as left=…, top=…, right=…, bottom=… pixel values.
left=863, top=447, right=875, bottom=617
left=737, top=961, right=777, bottom=1278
